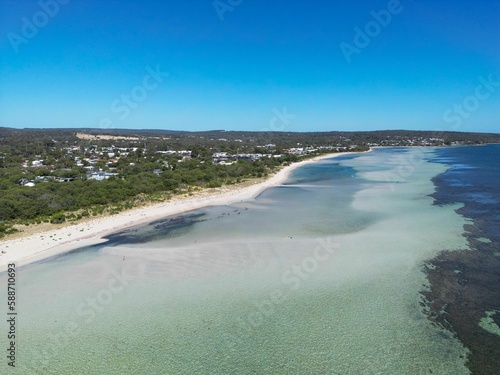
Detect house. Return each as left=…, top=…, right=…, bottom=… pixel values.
left=36, top=176, right=56, bottom=182
left=212, top=152, right=233, bottom=164
left=57, top=177, right=76, bottom=182
left=87, top=171, right=119, bottom=181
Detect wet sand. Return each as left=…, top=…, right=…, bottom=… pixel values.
left=0, top=152, right=358, bottom=270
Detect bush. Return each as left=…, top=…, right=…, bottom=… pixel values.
left=50, top=213, right=66, bottom=224
left=206, top=181, right=222, bottom=188
left=0, top=223, right=18, bottom=238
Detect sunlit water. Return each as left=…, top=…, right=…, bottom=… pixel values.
left=1, top=148, right=473, bottom=374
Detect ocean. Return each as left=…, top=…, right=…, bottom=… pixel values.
left=1, top=146, right=499, bottom=374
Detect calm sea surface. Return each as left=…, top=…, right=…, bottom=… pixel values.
left=1, top=146, right=499, bottom=374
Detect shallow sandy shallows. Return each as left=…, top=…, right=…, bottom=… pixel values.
left=0, top=152, right=354, bottom=269
left=8, top=147, right=471, bottom=375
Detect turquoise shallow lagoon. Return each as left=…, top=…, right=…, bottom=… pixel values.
left=1, top=148, right=473, bottom=374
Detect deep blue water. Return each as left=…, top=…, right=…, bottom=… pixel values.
left=4, top=146, right=498, bottom=374
left=426, top=144, right=500, bottom=374
left=430, top=144, right=500, bottom=240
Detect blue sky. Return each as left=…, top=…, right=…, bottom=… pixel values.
left=1, top=0, right=499, bottom=133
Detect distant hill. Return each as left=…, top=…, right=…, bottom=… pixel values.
left=1, top=127, right=499, bottom=145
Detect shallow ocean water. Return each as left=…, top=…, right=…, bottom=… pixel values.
left=0, top=148, right=474, bottom=374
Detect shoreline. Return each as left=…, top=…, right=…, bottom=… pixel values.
left=0, top=151, right=362, bottom=269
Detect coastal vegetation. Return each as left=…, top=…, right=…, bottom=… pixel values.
left=1, top=127, right=499, bottom=237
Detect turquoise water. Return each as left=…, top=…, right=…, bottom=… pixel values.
left=0, top=148, right=472, bottom=374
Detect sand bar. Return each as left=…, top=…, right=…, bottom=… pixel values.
left=0, top=152, right=360, bottom=269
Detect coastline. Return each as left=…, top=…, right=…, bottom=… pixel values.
left=0, top=151, right=361, bottom=269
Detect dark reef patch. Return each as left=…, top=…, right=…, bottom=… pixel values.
left=422, top=145, right=500, bottom=375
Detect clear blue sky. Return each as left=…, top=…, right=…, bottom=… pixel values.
left=1, top=0, right=499, bottom=133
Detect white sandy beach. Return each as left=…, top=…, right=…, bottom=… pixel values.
left=4, top=147, right=471, bottom=375
left=0, top=152, right=356, bottom=270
